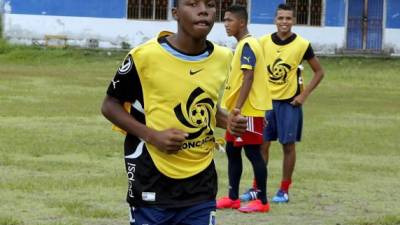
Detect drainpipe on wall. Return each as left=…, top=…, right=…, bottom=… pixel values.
left=0, top=0, right=4, bottom=39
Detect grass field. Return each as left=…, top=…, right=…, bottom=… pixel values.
left=1, top=41, right=400, bottom=225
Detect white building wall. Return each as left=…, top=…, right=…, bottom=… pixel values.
left=384, top=29, right=400, bottom=55
left=2, top=13, right=394, bottom=55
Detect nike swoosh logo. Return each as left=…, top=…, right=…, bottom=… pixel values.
left=190, top=68, right=203, bottom=75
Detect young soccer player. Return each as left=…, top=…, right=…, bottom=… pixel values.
left=101, top=0, right=248, bottom=224
left=254, top=3, right=324, bottom=203
left=216, top=5, right=272, bottom=213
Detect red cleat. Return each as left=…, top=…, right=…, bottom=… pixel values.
left=238, top=200, right=270, bottom=213
left=216, top=196, right=241, bottom=209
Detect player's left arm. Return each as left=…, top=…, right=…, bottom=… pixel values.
left=291, top=45, right=325, bottom=106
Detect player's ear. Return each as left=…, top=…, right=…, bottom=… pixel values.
left=289, top=10, right=296, bottom=24
left=172, top=7, right=178, bottom=20
left=240, top=18, right=247, bottom=28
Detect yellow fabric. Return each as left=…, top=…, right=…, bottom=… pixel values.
left=127, top=31, right=231, bottom=179
left=259, top=34, right=309, bottom=100
left=221, top=36, right=272, bottom=116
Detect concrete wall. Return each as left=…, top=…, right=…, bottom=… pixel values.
left=6, top=0, right=126, bottom=18
left=384, top=29, right=400, bottom=54
left=4, top=13, right=345, bottom=54
left=2, top=0, right=399, bottom=55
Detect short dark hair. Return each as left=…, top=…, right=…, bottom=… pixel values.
left=276, top=3, right=293, bottom=12
left=226, top=5, right=248, bottom=22
left=173, top=0, right=178, bottom=7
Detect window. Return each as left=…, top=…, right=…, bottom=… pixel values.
left=126, top=0, right=248, bottom=21
left=127, top=0, right=168, bottom=20
left=286, top=0, right=322, bottom=26
left=215, top=0, right=248, bottom=22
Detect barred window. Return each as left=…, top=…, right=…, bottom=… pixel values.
left=286, top=0, right=322, bottom=26
left=126, top=0, right=248, bottom=21
left=216, top=0, right=248, bottom=22
left=128, top=0, right=168, bottom=20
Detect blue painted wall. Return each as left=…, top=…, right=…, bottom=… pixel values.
left=9, top=0, right=126, bottom=18
left=251, top=0, right=283, bottom=24
left=386, top=0, right=400, bottom=28
left=325, top=0, right=345, bottom=26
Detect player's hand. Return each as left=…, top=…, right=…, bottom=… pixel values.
left=228, top=108, right=247, bottom=137
left=290, top=94, right=306, bottom=106
left=148, top=128, right=188, bottom=154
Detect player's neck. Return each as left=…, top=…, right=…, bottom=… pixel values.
left=276, top=31, right=293, bottom=41
left=235, top=29, right=250, bottom=42
left=167, top=33, right=207, bottom=55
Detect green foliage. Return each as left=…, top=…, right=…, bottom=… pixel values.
left=121, top=41, right=131, bottom=49
left=0, top=46, right=399, bottom=225
left=0, top=38, right=11, bottom=53
left=0, top=8, right=3, bottom=39
left=0, top=39, right=126, bottom=64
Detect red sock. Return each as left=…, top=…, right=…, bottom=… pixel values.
left=280, top=180, right=291, bottom=193
left=252, top=178, right=258, bottom=189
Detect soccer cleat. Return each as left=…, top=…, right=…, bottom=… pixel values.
left=238, top=200, right=270, bottom=213
left=216, top=196, right=241, bottom=209
left=272, top=189, right=289, bottom=203
left=239, top=188, right=259, bottom=202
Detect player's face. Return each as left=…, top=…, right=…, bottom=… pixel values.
left=275, top=9, right=294, bottom=34
left=174, top=0, right=216, bottom=39
left=224, top=11, right=240, bottom=37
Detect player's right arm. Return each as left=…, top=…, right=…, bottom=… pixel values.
left=101, top=54, right=187, bottom=152
left=290, top=44, right=324, bottom=106
left=102, top=97, right=187, bottom=152
left=234, top=43, right=256, bottom=110
left=215, top=106, right=247, bottom=136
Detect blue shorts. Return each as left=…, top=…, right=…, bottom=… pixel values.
left=263, top=100, right=303, bottom=144
left=130, top=200, right=216, bottom=225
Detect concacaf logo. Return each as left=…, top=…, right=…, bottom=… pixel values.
left=267, top=58, right=292, bottom=84
left=174, top=87, right=214, bottom=140
left=118, top=55, right=133, bottom=75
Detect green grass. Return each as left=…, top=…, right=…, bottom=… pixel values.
left=1, top=42, right=400, bottom=225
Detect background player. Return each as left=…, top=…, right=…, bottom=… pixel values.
left=216, top=5, right=272, bottom=213
left=257, top=3, right=324, bottom=203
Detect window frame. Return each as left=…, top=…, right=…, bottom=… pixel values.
left=215, top=0, right=250, bottom=23
left=127, top=0, right=169, bottom=21
left=286, top=0, right=324, bottom=27
left=126, top=0, right=251, bottom=22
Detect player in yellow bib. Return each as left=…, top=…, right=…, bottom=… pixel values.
left=217, top=5, right=272, bottom=213
left=101, top=0, right=247, bottom=224
left=257, top=3, right=325, bottom=203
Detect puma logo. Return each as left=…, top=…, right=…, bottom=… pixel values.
left=111, top=79, right=120, bottom=89
left=243, top=56, right=251, bottom=63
